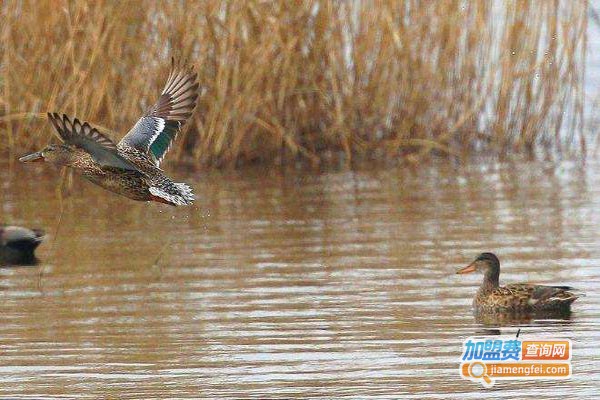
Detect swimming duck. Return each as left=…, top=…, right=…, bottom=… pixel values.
left=0, top=225, right=44, bottom=265
left=457, top=252, right=579, bottom=313
left=20, top=59, right=199, bottom=206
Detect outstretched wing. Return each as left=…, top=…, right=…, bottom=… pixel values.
left=47, top=113, right=138, bottom=171
left=119, top=58, right=199, bottom=167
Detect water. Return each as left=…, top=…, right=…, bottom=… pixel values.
left=1, top=160, right=599, bottom=398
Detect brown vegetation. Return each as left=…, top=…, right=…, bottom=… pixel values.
left=0, top=0, right=588, bottom=168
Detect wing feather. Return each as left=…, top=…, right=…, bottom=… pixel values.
left=47, top=113, right=138, bottom=171
left=119, top=58, right=199, bottom=167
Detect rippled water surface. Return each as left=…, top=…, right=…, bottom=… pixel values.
left=1, top=160, right=599, bottom=398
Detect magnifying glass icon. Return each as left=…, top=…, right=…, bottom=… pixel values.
left=469, top=361, right=492, bottom=384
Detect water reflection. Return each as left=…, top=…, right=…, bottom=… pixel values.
left=474, top=310, right=574, bottom=327
left=0, top=160, right=598, bottom=397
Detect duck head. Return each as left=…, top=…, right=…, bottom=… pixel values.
left=457, top=252, right=500, bottom=288
left=20, top=144, right=77, bottom=167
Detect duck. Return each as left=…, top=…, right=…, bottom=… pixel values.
left=0, top=225, right=45, bottom=265
left=456, top=252, right=579, bottom=313
left=19, top=59, right=199, bottom=206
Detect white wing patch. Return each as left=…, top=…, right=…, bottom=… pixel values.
left=156, top=117, right=165, bottom=135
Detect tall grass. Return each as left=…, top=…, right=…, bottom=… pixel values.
left=0, top=0, right=588, bottom=168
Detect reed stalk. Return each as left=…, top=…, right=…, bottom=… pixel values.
left=0, top=0, right=588, bottom=168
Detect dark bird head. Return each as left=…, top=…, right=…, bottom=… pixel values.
left=457, top=252, right=501, bottom=289
left=457, top=252, right=500, bottom=275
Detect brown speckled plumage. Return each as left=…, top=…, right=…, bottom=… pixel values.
left=20, top=59, right=198, bottom=206
left=69, top=148, right=155, bottom=202
left=457, top=252, right=579, bottom=314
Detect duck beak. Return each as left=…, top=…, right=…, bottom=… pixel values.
left=19, top=151, right=44, bottom=163
left=456, top=261, right=477, bottom=274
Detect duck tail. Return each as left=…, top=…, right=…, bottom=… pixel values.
left=533, top=285, right=581, bottom=310
left=547, top=291, right=579, bottom=305
left=175, top=183, right=195, bottom=205
left=149, top=182, right=195, bottom=206
left=549, top=285, right=578, bottom=291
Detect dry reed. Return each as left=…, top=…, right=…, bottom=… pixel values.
left=0, top=0, right=588, bottom=168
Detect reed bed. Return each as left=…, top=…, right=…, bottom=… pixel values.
left=0, top=0, right=588, bottom=168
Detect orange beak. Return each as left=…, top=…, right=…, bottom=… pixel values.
left=456, top=262, right=477, bottom=274
left=19, top=151, right=45, bottom=163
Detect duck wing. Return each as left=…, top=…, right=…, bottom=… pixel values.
left=528, top=285, right=579, bottom=305
left=497, top=283, right=579, bottom=309
left=47, top=113, right=138, bottom=171
left=119, top=58, right=199, bottom=167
